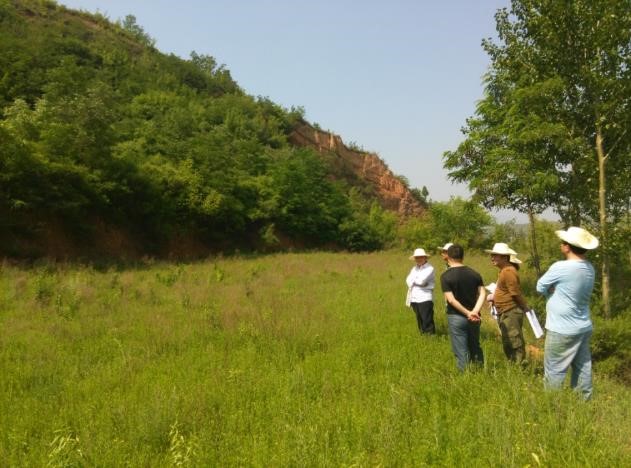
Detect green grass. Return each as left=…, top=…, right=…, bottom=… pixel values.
left=0, top=252, right=629, bottom=466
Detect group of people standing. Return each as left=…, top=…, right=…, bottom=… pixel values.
left=405, top=226, right=599, bottom=400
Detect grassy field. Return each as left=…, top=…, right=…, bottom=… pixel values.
left=1, top=251, right=629, bottom=466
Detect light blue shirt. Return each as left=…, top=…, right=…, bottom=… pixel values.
left=536, top=259, right=595, bottom=335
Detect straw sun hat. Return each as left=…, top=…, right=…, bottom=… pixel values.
left=555, top=227, right=599, bottom=250
left=409, top=248, right=430, bottom=259
left=484, top=243, right=517, bottom=256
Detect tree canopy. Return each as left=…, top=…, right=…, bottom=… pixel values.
left=443, top=0, right=631, bottom=316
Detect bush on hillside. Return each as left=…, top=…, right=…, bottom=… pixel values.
left=592, top=315, right=631, bottom=385
left=398, top=197, right=494, bottom=250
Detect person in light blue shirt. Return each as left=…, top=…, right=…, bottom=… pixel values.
left=536, top=226, right=599, bottom=400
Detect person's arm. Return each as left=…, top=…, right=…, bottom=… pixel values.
left=405, top=268, right=415, bottom=288
left=536, top=264, right=559, bottom=298
left=505, top=272, right=529, bottom=311
left=417, top=265, right=435, bottom=287
left=471, top=285, right=486, bottom=316
left=507, top=278, right=530, bottom=312
left=514, top=294, right=529, bottom=311
left=443, top=291, right=479, bottom=321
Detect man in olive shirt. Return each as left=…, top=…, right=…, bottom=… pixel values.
left=486, top=243, right=530, bottom=363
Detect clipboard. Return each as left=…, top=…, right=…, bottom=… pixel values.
left=526, top=309, right=544, bottom=338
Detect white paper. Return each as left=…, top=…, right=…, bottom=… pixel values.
left=405, top=287, right=412, bottom=307
left=486, top=283, right=498, bottom=320
left=526, top=309, right=544, bottom=339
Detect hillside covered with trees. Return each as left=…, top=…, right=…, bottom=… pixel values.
left=0, top=0, right=430, bottom=258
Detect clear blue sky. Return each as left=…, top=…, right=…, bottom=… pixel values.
left=60, top=0, right=531, bottom=221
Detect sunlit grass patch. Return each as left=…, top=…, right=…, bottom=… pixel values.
left=0, top=251, right=629, bottom=465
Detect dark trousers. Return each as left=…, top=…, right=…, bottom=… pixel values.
left=411, top=301, right=435, bottom=334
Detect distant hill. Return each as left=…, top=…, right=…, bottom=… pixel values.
left=0, top=0, right=425, bottom=258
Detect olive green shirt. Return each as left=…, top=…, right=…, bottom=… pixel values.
left=494, top=265, right=523, bottom=314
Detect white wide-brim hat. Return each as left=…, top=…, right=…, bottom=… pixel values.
left=409, top=248, right=430, bottom=259
left=556, top=227, right=599, bottom=250
left=438, top=242, right=453, bottom=251
left=509, top=255, right=522, bottom=264
left=485, top=242, right=517, bottom=256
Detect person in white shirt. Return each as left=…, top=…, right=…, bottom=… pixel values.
left=406, top=248, right=436, bottom=334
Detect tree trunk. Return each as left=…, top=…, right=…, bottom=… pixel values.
left=527, top=206, right=541, bottom=277
left=595, top=129, right=611, bottom=318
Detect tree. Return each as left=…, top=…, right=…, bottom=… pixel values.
left=410, top=185, right=429, bottom=205
left=268, top=148, right=349, bottom=244
left=444, top=1, right=631, bottom=316
left=119, top=15, right=155, bottom=47
left=443, top=80, right=562, bottom=275
left=399, top=197, right=493, bottom=251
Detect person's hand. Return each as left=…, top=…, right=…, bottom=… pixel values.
left=467, top=311, right=481, bottom=322
left=486, top=293, right=494, bottom=303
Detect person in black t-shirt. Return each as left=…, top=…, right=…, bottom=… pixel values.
left=440, top=244, right=486, bottom=371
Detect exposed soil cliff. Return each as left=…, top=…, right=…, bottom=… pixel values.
left=289, top=121, right=425, bottom=218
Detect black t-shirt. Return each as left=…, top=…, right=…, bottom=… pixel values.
left=440, top=265, right=484, bottom=314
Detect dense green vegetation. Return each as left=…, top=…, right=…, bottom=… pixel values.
left=444, top=0, right=631, bottom=317
left=0, top=0, right=412, bottom=256
left=1, top=252, right=629, bottom=466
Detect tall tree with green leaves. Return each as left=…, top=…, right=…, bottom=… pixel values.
left=444, top=0, right=631, bottom=316
left=443, top=80, right=562, bottom=275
